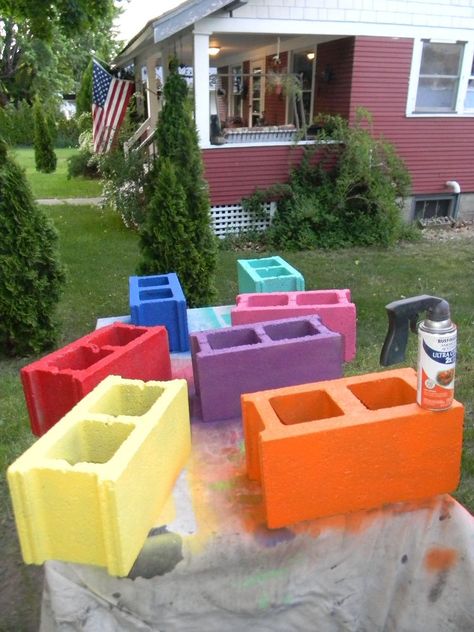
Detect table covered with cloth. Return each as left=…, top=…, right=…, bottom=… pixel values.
left=40, top=307, right=474, bottom=631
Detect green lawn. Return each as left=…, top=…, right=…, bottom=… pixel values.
left=12, top=147, right=103, bottom=199
left=0, top=205, right=473, bottom=628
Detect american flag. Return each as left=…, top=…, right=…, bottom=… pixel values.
left=92, top=59, right=134, bottom=153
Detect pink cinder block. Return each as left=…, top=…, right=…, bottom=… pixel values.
left=21, top=323, right=172, bottom=436
left=231, top=289, right=356, bottom=362
left=190, top=315, right=343, bottom=422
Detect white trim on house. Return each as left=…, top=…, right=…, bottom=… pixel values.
left=198, top=16, right=474, bottom=42
left=406, top=38, right=474, bottom=117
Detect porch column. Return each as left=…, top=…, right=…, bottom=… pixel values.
left=193, top=31, right=211, bottom=148
left=146, top=56, right=159, bottom=127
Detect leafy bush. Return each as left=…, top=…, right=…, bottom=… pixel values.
left=33, top=97, right=57, bottom=172
left=249, top=110, right=411, bottom=250
left=99, top=146, right=149, bottom=227
left=0, top=137, right=66, bottom=357
left=67, top=132, right=100, bottom=179
left=55, top=115, right=80, bottom=148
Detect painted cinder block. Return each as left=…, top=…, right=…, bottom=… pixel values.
left=242, top=368, right=464, bottom=529
left=21, top=323, right=171, bottom=436
left=237, top=256, right=305, bottom=294
left=129, top=273, right=189, bottom=352
left=231, top=289, right=356, bottom=362
left=8, top=376, right=191, bottom=576
left=190, top=315, right=343, bottom=422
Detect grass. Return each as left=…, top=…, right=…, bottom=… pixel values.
left=12, top=147, right=103, bottom=199
left=0, top=206, right=472, bottom=629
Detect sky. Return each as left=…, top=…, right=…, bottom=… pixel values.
left=115, top=0, right=184, bottom=43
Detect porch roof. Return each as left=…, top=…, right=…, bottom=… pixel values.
left=114, top=0, right=239, bottom=66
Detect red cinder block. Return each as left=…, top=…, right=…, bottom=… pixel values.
left=242, top=368, right=464, bottom=529
left=21, top=323, right=171, bottom=436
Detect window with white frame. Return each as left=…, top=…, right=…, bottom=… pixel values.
left=464, top=54, right=474, bottom=110
left=408, top=39, right=474, bottom=116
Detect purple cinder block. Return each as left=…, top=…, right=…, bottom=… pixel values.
left=129, top=273, right=189, bottom=352
left=190, top=315, right=343, bottom=422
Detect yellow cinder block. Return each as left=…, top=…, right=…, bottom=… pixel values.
left=8, top=375, right=191, bottom=576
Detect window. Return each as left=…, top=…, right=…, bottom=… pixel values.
left=407, top=39, right=474, bottom=116
left=415, top=41, right=463, bottom=112
left=413, top=196, right=455, bottom=222
left=464, top=55, right=474, bottom=110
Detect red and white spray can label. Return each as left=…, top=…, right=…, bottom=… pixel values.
left=417, top=325, right=456, bottom=410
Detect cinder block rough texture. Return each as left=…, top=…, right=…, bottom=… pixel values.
left=231, top=289, right=356, bottom=362
left=129, top=273, right=189, bottom=352
left=242, top=368, right=464, bottom=529
left=21, top=323, right=171, bottom=436
left=8, top=376, right=191, bottom=576
left=191, top=315, right=343, bottom=422
left=237, top=256, right=305, bottom=293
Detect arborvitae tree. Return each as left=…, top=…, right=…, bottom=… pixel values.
left=33, top=97, right=57, bottom=173
left=138, top=158, right=204, bottom=289
left=138, top=57, right=217, bottom=307
left=0, top=137, right=66, bottom=357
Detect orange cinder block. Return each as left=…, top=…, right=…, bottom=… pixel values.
left=242, top=368, right=464, bottom=529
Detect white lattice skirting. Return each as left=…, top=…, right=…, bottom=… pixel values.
left=210, top=202, right=275, bottom=238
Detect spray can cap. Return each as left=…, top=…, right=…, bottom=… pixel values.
left=380, top=295, right=451, bottom=366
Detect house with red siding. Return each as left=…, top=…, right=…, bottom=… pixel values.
left=115, top=0, right=474, bottom=234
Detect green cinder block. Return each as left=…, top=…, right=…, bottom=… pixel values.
left=8, top=376, right=191, bottom=576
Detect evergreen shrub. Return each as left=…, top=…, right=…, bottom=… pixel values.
left=0, top=138, right=66, bottom=357
left=137, top=57, right=217, bottom=307
left=33, top=97, right=57, bottom=172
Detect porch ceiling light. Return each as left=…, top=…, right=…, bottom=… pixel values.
left=209, top=46, right=221, bottom=56
left=307, top=52, right=315, bottom=61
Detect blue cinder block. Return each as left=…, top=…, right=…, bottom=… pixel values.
left=237, top=256, right=305, bottom=293
left=129, top=273, right=189, bottom=352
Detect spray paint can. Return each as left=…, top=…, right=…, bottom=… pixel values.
left=417, top=308, right=456, bottom=410
left=380, top=295, right=456, bottom=411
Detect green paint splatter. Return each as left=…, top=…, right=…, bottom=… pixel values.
left=208, top=479, right=235, bottom=491
left=242, top=568, right=286, bottom=588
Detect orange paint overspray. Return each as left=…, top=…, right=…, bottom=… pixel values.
left=424, top=547, right=458, bottom=572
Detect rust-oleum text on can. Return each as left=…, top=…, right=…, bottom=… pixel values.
left=380, top=295, right=457, bottom=411
left=417, top=318, right=456, bottom=410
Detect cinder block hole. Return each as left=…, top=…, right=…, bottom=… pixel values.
left=45, top=419, right=135, bottom=465
left=48, top=346, right=114, bottom=371
left=139, top=289, right=173, bottom=301
left=138, top=276, right=170, bottom=288
left=264, top=320, right=318, bottom=341
left=296, top=292, right=339, bottom=306
left=270, top=390, right=343, bottom=425
left=248, top=258, right=279, bottom=268
left=257, top=267, right=291, bottom=278
left=88, top=326, right=146, bottom=347
left=246, top=294, right=289, bottom=307
left=207, top=328, right=261, bottom=350
left=348, top=378, right=416, bottom=410
left=89, top=383, right=164, bottom=417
